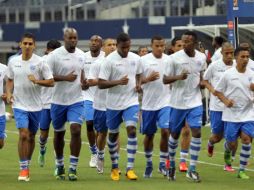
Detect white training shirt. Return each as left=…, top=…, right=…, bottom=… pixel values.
left=211, top=47, right=222, bottom=62
left=83, top=51, right=105, bottom=102
left=41, top=55, right=53, bottom=109
left=203, top=59, right=233, bottom=111
left=47, top=46, right=85, bottom=105
left=215, top=67, right=254, bottom=122
left=164, top=49, right=206, bottom=109
left=0, top=63, right=7, bottom=116
left=88, top=57, right=108, bottom=111
left=140, top=53, right=170, bottom=110
left=99, top=50, right=142, bottom=110
left=7, top=54, right=53, bottom=111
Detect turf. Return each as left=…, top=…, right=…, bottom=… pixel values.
left=0, top=119, right=253, bottom=190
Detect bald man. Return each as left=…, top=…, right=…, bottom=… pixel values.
left=83, top=35, right=105, bottom=168
left=47, top=28, right=86, bottom=181
left=203, top=42, right=235, bottom=172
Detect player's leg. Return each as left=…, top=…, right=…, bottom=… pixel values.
left=106, top=108, right=122, bottom=181
left=84, top=100, right=97, bottom=168
left=94, top=109, right=108, bottom=174
left=186, top=106, right=203, bottom=183
left=13, top=109, right=30, bottom=182
left=0, top=115, right=6, bottom=149
left=179, top=123, right=191, bottom=172
left=51, top=104, right=67, bottom=180
left=237, top=122, right=254, bottom=179
left=168, top=108, right=186, bottom=181
left=140, top=110, right=156, bottom=178
left=38, top=109, right=51, bottom=167
left=124, top=105, right=139, bottom=180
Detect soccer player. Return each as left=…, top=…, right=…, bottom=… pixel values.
left=0, top=62, right=7, bottom=149
left=211, top=36, right=224, bottom=62
left=47, top=28, right=85, bottom=181
left=38, top=39, right=61, bottom=167
left=214, top=47, right=254, bottom=179
left=203, top=42, right=235, bottom=172
left=87, top=38, right=116, bottom=174
left=83, top=35, right=105, bottom=168
left=98, top=33, right=142, bottom=181
left=6, top=33, right=54, bottom=182
left=137, top=46, right=148, bottom=57
left=139, top=35, right=170, bottom=178
left=163, top=31, right=206, bottom=182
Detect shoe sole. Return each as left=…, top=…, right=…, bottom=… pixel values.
left=56, top=175, right=65, bottom=180
left=18, top=177, right=30, bottom=182
left=186, top=175, right=201, bottom=183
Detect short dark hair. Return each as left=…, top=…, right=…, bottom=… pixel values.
left=21, top=32, right=35, bottom=42
left=137, top=45, right=148, bottom=52
left=183, top=31, right=198, bottom=42
left=151, top=35, right=164, bottom=43
left=116, top=33, right=130, bottom=44
left=171, top=36, right=181, bottom=46
left=214, top=36, right=225, bottom=46
left=47, top=39, right=61, bottom=50
left=234, top=46, right=249, bottom=57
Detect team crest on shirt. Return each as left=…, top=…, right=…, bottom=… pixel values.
left=248, top=77, right=252, bottom=82
left=78, top=57, right=84, bottom=64
left=197, top=61, right=202, bottom=67
left=130, top=61, right=135, bottom=66
left=30, top=65, right=36, bottom=71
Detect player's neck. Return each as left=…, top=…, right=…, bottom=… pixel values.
left=236, top=65, right=246, bottom=73
left=91, top=50, right=100, bottom=57
left=22, top=53, right=33, bottom=61
left=184, top=49, right=195, bottom=57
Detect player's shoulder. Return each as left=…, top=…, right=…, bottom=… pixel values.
left=128, top=51, right=141, bottom=60
left=0, top=63, right=7, bottom=70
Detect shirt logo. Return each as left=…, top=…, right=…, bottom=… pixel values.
left=30, top=65, right=36, bottom=71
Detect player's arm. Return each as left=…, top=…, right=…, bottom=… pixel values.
left=214, top=90, right=234, bottom=108
left=98, top=75, right=129, bottom=89
left=6, top=78, right=14, bottom=103
left=250, top=83, right=254, bottom=91
left=53, top=71, right=77, bottom=82
left=135, top=73, right=142, bottom=93
left=202, top=80, right=216, bottom=95
left=28, top=75, right=54, bottom=87
left=163, top=71, right=188, bottom=84
left=141, top=71, right=160, bottom=84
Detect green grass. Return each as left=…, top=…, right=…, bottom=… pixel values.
left=1, top=119, right=254, bottom=190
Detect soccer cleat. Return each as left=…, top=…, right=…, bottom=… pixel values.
left=186, top=170, right=201, bottom=183
left=158, top=167, right=168, bottom=177
left=38, top=152, right=45, bottom=167
left=237, top=170, right=250, bottom=179
left=18, top=169, right=30, bottom=182
left=143, top=166, right=153, bottom=178
left=89, top=154, right=97, bottom=168
left=97, top=159, right=104, bottom=174
left=68, top=168, right=78, bottom=181
left=111, top=168, right=120, bottom=181
left=224, top=165, right=235, bottom=172
left=54, top=166, right=65, bottom=180
left=167, top=167, right=176, bottom=181
left=179, top=162, right=188, bottom=172
left=207, top=143, right=214, bottom=157
left=126, top=169, right=138, bottom=180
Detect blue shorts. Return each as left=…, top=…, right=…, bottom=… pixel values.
left=140, top=107, right=170, bottom=135
left=210, top=111, right=224, bottom=135
left=51, top=101, right=84, bottom=131
left=83, top=100, right=94, bottom=121
left=94, top=109, right=107, bottom=132
left=169, top=106, right=203, bottom=134
left=0, top=115, right=6, bottom=139
left=40, top=109, right=51, bottom=130
left=106, top=105, right=139, bottom=133
left=224, top=121, right=254, bottom=142
left=13, top=108, right=41, bottom=134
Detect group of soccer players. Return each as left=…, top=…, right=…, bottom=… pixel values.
left=0, top=27, right=254, bottom=183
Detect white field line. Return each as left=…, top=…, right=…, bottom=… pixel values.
left=6, top=129, right=254, bottom=172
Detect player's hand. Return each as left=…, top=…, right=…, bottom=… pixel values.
left=135, top=85, right=143, bottom=93
left=225, top=99, right=234, bottom=108
left=66, top=71, right=77, bottom=82
left=179, top=70, right=189, bottom=80
left=1, top=93, right=7, bottom=102
left=6, top=93, right=14, bottom=104
left=147, top=71, right=160, bottom=82
left=28, top=74, right=37, bottom=84
left=119, top=75, right=129, bottom=85
left=81, top=78, right=89, bottom=90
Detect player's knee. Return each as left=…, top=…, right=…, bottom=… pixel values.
left=19, top=131, right=29, bottom=141
left=181, top=129, right=191, bottom=138
left=161, top=129, right=169, bottom=139
left=86, top=123, right=94, bottom=132
left=0, top=141, right=4, bottom=149
left=127, top=126, right=136, bottom=138
left=70, top=124, right=81, bottom=137
left=108, top=133, right=118, bottom=142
